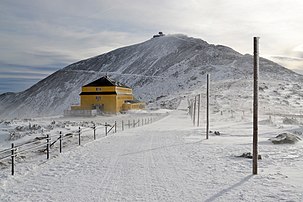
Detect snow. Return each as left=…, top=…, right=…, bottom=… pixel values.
left=0, top=100, right=302, bottom=201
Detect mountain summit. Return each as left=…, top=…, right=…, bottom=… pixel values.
left=0, top=34, right=302, bottom=118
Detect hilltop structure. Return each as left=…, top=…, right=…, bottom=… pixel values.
left=153, top=32, right=165, bottom=38
left=64, top=76, right=145, bottom=116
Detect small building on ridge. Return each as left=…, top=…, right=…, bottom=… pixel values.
left=65, top=76, right=145, bottom=116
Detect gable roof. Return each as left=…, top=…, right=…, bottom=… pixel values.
left=83, top=76, right=130, bottom=88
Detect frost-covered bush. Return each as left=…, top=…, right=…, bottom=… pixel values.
left=282, top=117, right=299, bottom=125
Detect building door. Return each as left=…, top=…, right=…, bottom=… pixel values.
left=95, top=104, right=104, bottom=113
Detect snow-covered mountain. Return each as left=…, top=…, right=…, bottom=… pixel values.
left=0, top=34, right=302, bottom=118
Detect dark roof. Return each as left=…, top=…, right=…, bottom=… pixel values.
left=83, top=76, right=130, bottom=88
left=80, top=92, right=117, bottom=95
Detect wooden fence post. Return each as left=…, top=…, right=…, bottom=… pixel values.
left=114, top=121, right=117, bottom=133
left=11, top=143, right=15, bottom=175
left=59, top=131, right=62, bottom=153
left=105, top=122, right=108, bottom=136
left=133, top=120, right=135, bottom=127
left=46, top=134, right=50, bottom=159
left=93, top=124, right=96, bottom=140
left=122, top=120, right=124, bottom=131
left=78, top=127, right=81, bottom=145
left=128, top=120, right=131, bottom=129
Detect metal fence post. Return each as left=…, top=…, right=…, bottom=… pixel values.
left=11, top=143, right=15, bottom=175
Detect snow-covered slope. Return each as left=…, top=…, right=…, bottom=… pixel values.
left=0, top=34, right=302, bottom=118
left=1, top=108, right=303, bottom=201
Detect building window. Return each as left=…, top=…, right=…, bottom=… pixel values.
left=96, top=96, right=101, bottom=101
left=96, top=87, right=102, bottom=91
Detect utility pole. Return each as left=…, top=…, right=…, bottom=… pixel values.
left=206, top=74, right=210, bottom=139
left=253, top=37, right=259, bottom=175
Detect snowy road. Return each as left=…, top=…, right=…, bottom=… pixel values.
left=1, top=109, right=303, bottom=201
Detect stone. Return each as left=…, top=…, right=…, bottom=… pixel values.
left=270, top=133, right=301, bottom=144
left=237, top=152, right=262, bottom=159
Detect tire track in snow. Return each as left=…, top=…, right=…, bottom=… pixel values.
left=143, top=131, right=154, bottom=201
left=96, top=136, right=134, bottom=201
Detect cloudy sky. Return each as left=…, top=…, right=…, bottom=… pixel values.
left=0, top=0, right=303, bottom=93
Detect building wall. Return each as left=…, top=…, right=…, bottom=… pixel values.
left=71, top=84, right=143, bottom=114
left=122, top=102, right=145, bottom=111
left=116, top=94, right=133, bottom=112
left=71, top=105, right=83, bottom=110
left=79, top=86, right=117, bottom=113
left=116, top=87, right=132, bottom=95
left=115, top=87, right=134, bottom=112
left=80, top=95, right=117, bottom=113
left=64, top=109, right=97, bottom=117
left=79, top=86, right=134, bottom=113
left=82, top=86, right=116, bottom=93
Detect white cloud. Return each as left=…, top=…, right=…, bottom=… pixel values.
left=0, top=0, right=303, bottom=92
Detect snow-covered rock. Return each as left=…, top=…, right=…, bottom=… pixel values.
left=270, top=133, right=301, bottom=144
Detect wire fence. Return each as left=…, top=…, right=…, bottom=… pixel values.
left=0, top=113, right=167, bottom=176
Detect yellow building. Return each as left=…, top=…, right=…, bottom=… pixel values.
left=68, top=76, right=145, bottom=115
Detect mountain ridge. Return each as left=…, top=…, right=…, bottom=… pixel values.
left=0, top=34, right=302, bottom=118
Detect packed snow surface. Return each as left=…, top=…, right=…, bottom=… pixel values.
left=0, top=101, right=302, bottom=201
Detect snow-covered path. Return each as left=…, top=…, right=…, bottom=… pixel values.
left=1, top=109, right=302, bottom=201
